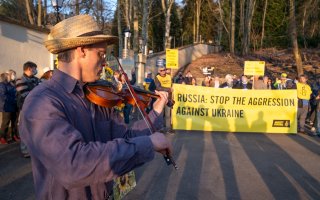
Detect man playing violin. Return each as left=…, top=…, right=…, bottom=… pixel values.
left=19, top=15, right=172, bottom=200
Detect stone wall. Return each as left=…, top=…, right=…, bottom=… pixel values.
left=145, top=44, right=221, bottom=75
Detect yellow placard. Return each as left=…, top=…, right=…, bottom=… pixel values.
left=172, top=84, right=297, bottom=134
left=166, top=49, right=179, bottom=69
left=244, top=61, right=265, bottom=76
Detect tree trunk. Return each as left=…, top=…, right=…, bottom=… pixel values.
left=239, top=0, right=245, bottom=40
left=217, top=0, right=229, bottom=41
left=242, top=0, right=256, bottom=55
left=124, top=0, right=130, bottom=29
left=289, top=0, right=303, bottom=76
left=193, top=8, right=196, bottom=43
left=43, top=0, right=47, bottom=25
left=133, top=0, right=139, bottom=53
left=230, top=0, right=235, bottom=54
left=162, top=0, right=174, bottom=49
left=25, top=0, right=35, bottom=25
left=260, top=0, right=267, bottom=48
left=141, top=0, right=149, bottom=54
left=37, top=0, right=42, bottom=26
left=75, top=0, right=80, bottom=15
left=301, top=0, right=313, bottom=48
left=195, top=0, right=202, bottom=43
left=117, top=0, right=123, bottom=58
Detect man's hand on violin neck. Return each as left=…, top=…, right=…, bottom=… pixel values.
left=153, top=90, right=169, bottom=114
left=149, top=132, right=173, bottom=155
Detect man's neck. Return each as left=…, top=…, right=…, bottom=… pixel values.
left=58, top=61, right=82, bottom=82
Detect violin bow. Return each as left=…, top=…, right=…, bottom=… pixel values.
left=113, top=56, right=178, bottom=170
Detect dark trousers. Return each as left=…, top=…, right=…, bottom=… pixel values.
left=298, top=105, right=308, bottom=131
left=0, top=112, right=17, bottom=139
left=123, top=104, right=133, bottom=124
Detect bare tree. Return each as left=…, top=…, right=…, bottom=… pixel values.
left=230, top=0, right=235, bottom=53
left=239, top=0, right=244, bottom=42
left=25, top=0, right=35, bottom=25
left=161, top=0, right=174, bottom=49
left=195, top=0, right=203, bottom=43
left=141, top=0, right=149, bottom=54
left=241, top=0, right=256, bottom=55
left=289, top=0, right=303, bottom=76
left=117, top=0, right=123, bottom=57
left=75, top=0, right=80, bottom=15
left=193, top=7, right=196, bottom=43
left=37, top=0, right=42, bottom=26
left=301, top=0, right=313, bottom=48
left=216, top=0, right=229, bottom=45
left=133, top=0, right=139, bottom=53
left=260, top=0, right=268, bottom=48
left=43, top=0, right=47, bottom=25
left=124, top=0, right=131, bottom=29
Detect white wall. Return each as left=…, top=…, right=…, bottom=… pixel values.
left=0, top=20, right=53, bottom=78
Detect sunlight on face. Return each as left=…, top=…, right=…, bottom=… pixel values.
left=82, top=43, right=107, bottom=82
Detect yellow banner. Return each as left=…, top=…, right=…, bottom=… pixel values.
left=172, top=84, right=297, bottom=133
left=244, top=61, right=265, bottom=76
left=166, top=49, right=179, bottom=69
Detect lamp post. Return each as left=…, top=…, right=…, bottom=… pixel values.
left=138, top=38, right=144, bottom=54
left=123, top=28, right=131, bottom=59
left=123, top=28, right=131, bottom=50
left=52, top=0, right=64, bottom=23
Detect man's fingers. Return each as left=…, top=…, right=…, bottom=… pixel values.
left=155, top=90, right=169, bottom=99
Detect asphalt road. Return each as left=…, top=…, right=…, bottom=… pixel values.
left=1, top=131, right=320, bottom=200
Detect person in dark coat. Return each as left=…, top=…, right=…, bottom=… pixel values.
left=233, top=75, right=252, bottom=89
left=0, top=72, right=18, bottom=144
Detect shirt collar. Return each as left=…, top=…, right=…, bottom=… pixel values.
left=51, top=69, right=78, bottom=94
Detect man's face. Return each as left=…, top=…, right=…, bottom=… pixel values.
left=158, top=68, right=166, bottom=76
left=25, top=66, right=37, bottom=76
left=242, top=76, right=248, bottom=83
left=82, top=43, right=106, bottom=82
left=300, top=76, right=307, bottom=83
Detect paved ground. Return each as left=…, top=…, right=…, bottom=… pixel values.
left=1, top=131, right=320, bottom=200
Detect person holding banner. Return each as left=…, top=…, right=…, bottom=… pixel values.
left=155, top=65, right=173, bottom=133
left=220, top=74, right=234, bottom=88
left=297, top=74, right=312, bottom=134
left=274, top=73, right=296, bottom=90
left=233, top=75, right=252, bottom=90
left=253, top=76, right=272, bottom=90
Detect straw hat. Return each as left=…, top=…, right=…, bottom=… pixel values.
left=44, top=15, right=118, bottom=54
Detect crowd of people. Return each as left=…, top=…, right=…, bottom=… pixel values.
left=0, top=62, right=53, bottom=153
left=142, top=69, right=320, bottom=136
left=1, top=13, right=319, bottom=200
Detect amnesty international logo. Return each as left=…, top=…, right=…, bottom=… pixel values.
left=272, top=120, right=290, bottom=127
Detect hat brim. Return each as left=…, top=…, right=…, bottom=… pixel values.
left=44, top=35, right=118, bottom=54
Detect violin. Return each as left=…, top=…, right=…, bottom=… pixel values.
left=84, top=58, right=178, bottom=170
left=84, top=80, right=175, bottom=109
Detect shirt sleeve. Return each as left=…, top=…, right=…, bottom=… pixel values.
left=19, top=93, right=155, bottom=189
left=110, top=109, right=164, bottom=139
